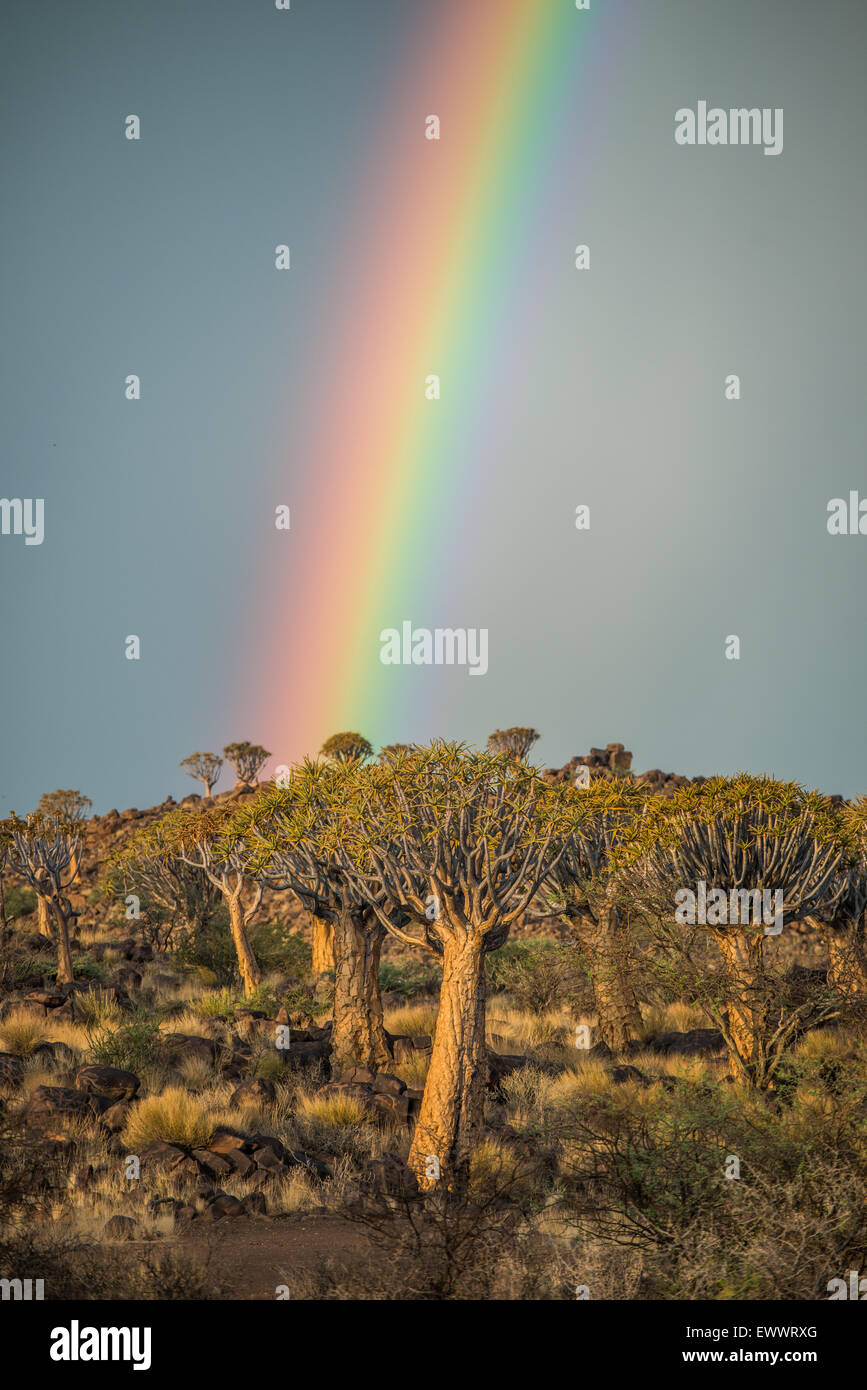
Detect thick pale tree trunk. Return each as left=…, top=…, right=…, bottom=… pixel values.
left=51, top=899, right=75, bottom=986
left=311, top=915, right=335, bottom=974
left=330, top=911, right=390, bottom=1074
left=408, top=928, right=487, bottom=1192
left=37, top=893, right=54, bottom=938
left=714, top=930, right=767, bottom=1083
left=575, top=906, right=643, bottom=1050
left=226, top=893, right=262, bottom=996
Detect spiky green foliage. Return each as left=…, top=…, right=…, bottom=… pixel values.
left=325, top=741, right=570, bottom=953
left=228, top=760, right=384, bottom=922
left=632, top=774, right=845, bottom=923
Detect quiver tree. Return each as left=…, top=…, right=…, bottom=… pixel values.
left=379, top=744, right=417, bottom=763
left=35, top=789, right=92, bottom=891
left=335, top=743, right=567, bottom=1191
left=486, top=728, right=540, bottom=762
left=813, top=797, right=867, bottom=998
left=632, top=776, right=844, bottom=1087
left=542, top=782, right=650, bottom=1050
left=179, top=751, right=223, bottom=798
left=105, top=815, right=222, bottom=942
left=231, top=762, right=392, bottom=1072
left=320, top=732, right=373, bottom=764
left=223, top=742, right=271, bottom=786
left=5, top=813, right=80, bottom=984
left=173, top=806, right=266, bottom=996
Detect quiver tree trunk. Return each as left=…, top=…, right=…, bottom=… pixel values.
left=713, top=929, right=769, bottom=1084
left=330, top=911, right=390, bottom=1074
left=51, top=898, right=75, bottom=986
left=37, top=893, right=53, bottom=939
left=311, top=914, right=335, bottom=974
left=573, top=905, right=643, bottom=1051
left=226, top=893, right=262, bottom=997
left=408, top=929, right=487, bottom=1193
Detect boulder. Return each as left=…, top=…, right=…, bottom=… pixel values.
left=104, top=1215, right=137, bottom=1240
left=230, top=1077, right=276, bottom=1108
left=0, top=1052, right=25, bottom=1086
left=139, top=1140, right=190, bottom=1169
left=101, top=1100, right=132, bottom=1133
left=75, top=1064, right=140, bottom=1103
left=651, top=1028, right=725, bottom=1058
left=24, top=1085, right=100, bottom=1136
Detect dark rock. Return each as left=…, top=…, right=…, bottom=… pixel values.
left=192, top=1148, right=234, bottom=1178
left=0, top=1052, right=25, bottom=1085
left=230, top=1078, right=276, bottom=1108
left=372, top=1073, right=406, bottom=1096
left=103, top=1215, right=137, bottom=1240
left=611, top=1065, right=649, bottom=1086
left=24, top=1085, right=99, bottom=1135
left=650, top=1028, right=725, bottom=1058
left=139, top=1140, right=190, bottom=1169
left=365, top=1154, right=418, bottom=1200
left=75, top=1064, right=140, bottom=1103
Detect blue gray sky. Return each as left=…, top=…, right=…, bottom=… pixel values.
left=1, top=0, right=865, bottom=814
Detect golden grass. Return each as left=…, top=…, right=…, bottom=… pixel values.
left=639, top=1001, right=708, bottom=1040
left=383, top=1002, right=438, bottom=1038
left=121, top=1086, right=218, bottom=1151
left=297, top=1093, right=373, bottom=1129
left=0, top=1009, right=50, bottom=1056
left=390, top=1052, right=430, bottom=1088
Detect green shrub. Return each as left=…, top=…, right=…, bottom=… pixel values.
left=86, top=1015, right=162, bottom=1073
left=486, top=938, right=573, bottom=1014
left=379, top=959, right=441, bottom=1000
left=2, top=886, right=37, bottom=923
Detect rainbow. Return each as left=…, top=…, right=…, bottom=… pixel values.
left=251, top=0, right=603, bottom=765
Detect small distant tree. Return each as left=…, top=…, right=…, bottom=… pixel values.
left=320, top=732, right=373, bottom=764
left=179, top=751, right=223, bottom=798
left=223, top=742, right=271, bottom=786
left=335, top=743, right=567, bottom=1191
left=36, top=789, right=92, bottom=823
left=5, top=813, right=81, bottom=984
left=486, top=728, right=540, bottom=762
left=36, top=789, right=92, bottom=890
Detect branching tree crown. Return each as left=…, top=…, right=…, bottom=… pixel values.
left=330, top=742, right=568, bottom=953
left=179, top=751, right=223, bottom=797
left=35, top=789, right=92, bottom=824
left=222, top=741, right=271, bottom=784
left=633, top=774, right=844, bottom=924
left=104, top=813, right=221, bottom=928
left=485, top=728, right=540, bottom=762
left=320, top=732, right=373, bottom=764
